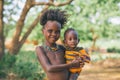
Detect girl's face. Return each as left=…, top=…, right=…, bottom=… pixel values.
left=65, top=30, right=79, bottom=49
left=42, top=21, right=61, bottom=46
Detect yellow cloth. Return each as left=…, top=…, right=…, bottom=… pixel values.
left=65, top=48, right=90, bottom=73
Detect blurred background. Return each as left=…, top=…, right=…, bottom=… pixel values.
left=0, top=0, right=120, bottom=80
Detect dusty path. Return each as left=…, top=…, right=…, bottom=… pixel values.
left=78, top=59, right=120, bottom=80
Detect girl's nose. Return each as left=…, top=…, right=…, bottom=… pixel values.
left=52, top=32, right=56, bottom=36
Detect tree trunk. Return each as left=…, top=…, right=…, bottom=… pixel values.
left=8, top=0, right=33, bottom=54
left=0, top=0, right=4, bottom=59
left=7, top=0, right=73, bottom=54
left=9, top=6, right=49, bottom=54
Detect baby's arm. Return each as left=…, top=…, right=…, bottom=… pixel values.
left=82, top=55, right=90, bottom=63
left=80, top=49, right=91, bottom=63
left=36, top=46, right=81, bottom=72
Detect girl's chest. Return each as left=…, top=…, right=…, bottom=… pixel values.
left=46, top=51, right=65, bottom=64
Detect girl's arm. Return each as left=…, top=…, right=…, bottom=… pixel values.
left=36, top=46, right=81, bottom=72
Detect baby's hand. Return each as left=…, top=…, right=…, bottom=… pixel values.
left=79, top=60, right=85, bottom=68
left=81, top=55, right=90, bottom=63
left=75, top=56, right=83, bottom=62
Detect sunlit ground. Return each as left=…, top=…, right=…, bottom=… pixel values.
left=78, top=56, right=120, bottom=80
left=77, top=39, right=120, bottom=80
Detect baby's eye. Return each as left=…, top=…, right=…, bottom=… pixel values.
left=72, top=37, right=77, bottom=40
left=74, top=38, right=77, bottom=40
left=69, top=38, right=72, bottom=41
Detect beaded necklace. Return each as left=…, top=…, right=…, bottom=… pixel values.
left=43, top=44, right=59, bottom=51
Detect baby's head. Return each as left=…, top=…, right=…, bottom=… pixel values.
left=64, top=28, right=79, bottom=49
left=40, top=9, right=68, bottom=45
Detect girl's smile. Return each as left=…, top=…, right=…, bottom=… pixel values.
left=42, top=20, right=61, bottom=46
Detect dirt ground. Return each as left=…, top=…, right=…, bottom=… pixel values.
left=78, top=59, right=120, bottom=80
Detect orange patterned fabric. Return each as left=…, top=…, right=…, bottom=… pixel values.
left=65, top=48, right=90, bottom=73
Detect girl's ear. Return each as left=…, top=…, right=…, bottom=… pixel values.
left=63, top=40, right=65, bottom=44
left=63, top=40, right=68, bottom=47
left=63, top=40, right=66, bottom=46
left=42, top=28, right=44, bottom=34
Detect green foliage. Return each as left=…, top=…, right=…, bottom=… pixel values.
left=58, top=0, right=120, bottom=41
left=107, top=47, right=120, bottom=53
left=0, top=53, right=16, bottom=68
left=0, top=53, right=16, bottom=78
left=4, top=0, right=120, bottom=42
left=0, top=51, right=46, bottom=80
left=13, top=51, right=45, bottom=80
left=27, top=24, right=43, bottom=43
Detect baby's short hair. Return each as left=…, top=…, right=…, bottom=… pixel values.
left=64, top=28, right=76, bottom=39
left=40, top=9, right=68, bottom=28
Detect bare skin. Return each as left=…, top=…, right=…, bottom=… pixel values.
left=36, top=46, right=67, bottom=80
left=36, top=21, right=84, bottom=80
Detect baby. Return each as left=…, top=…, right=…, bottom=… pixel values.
left=64, top=28, right=90, bottom=80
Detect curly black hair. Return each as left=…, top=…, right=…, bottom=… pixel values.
left=40, top=9, right=68, bottom=28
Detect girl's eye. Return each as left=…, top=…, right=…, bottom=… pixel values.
left=48, top=30, right=52, bottom=33
left=55, top=30, right=60, bottom=34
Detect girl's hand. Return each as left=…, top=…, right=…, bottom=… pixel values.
left=75, top=56, right=85, bottom=68
left=70, top=59, right=80, bottom=68
left=70, top=57, right=84, bottom=68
